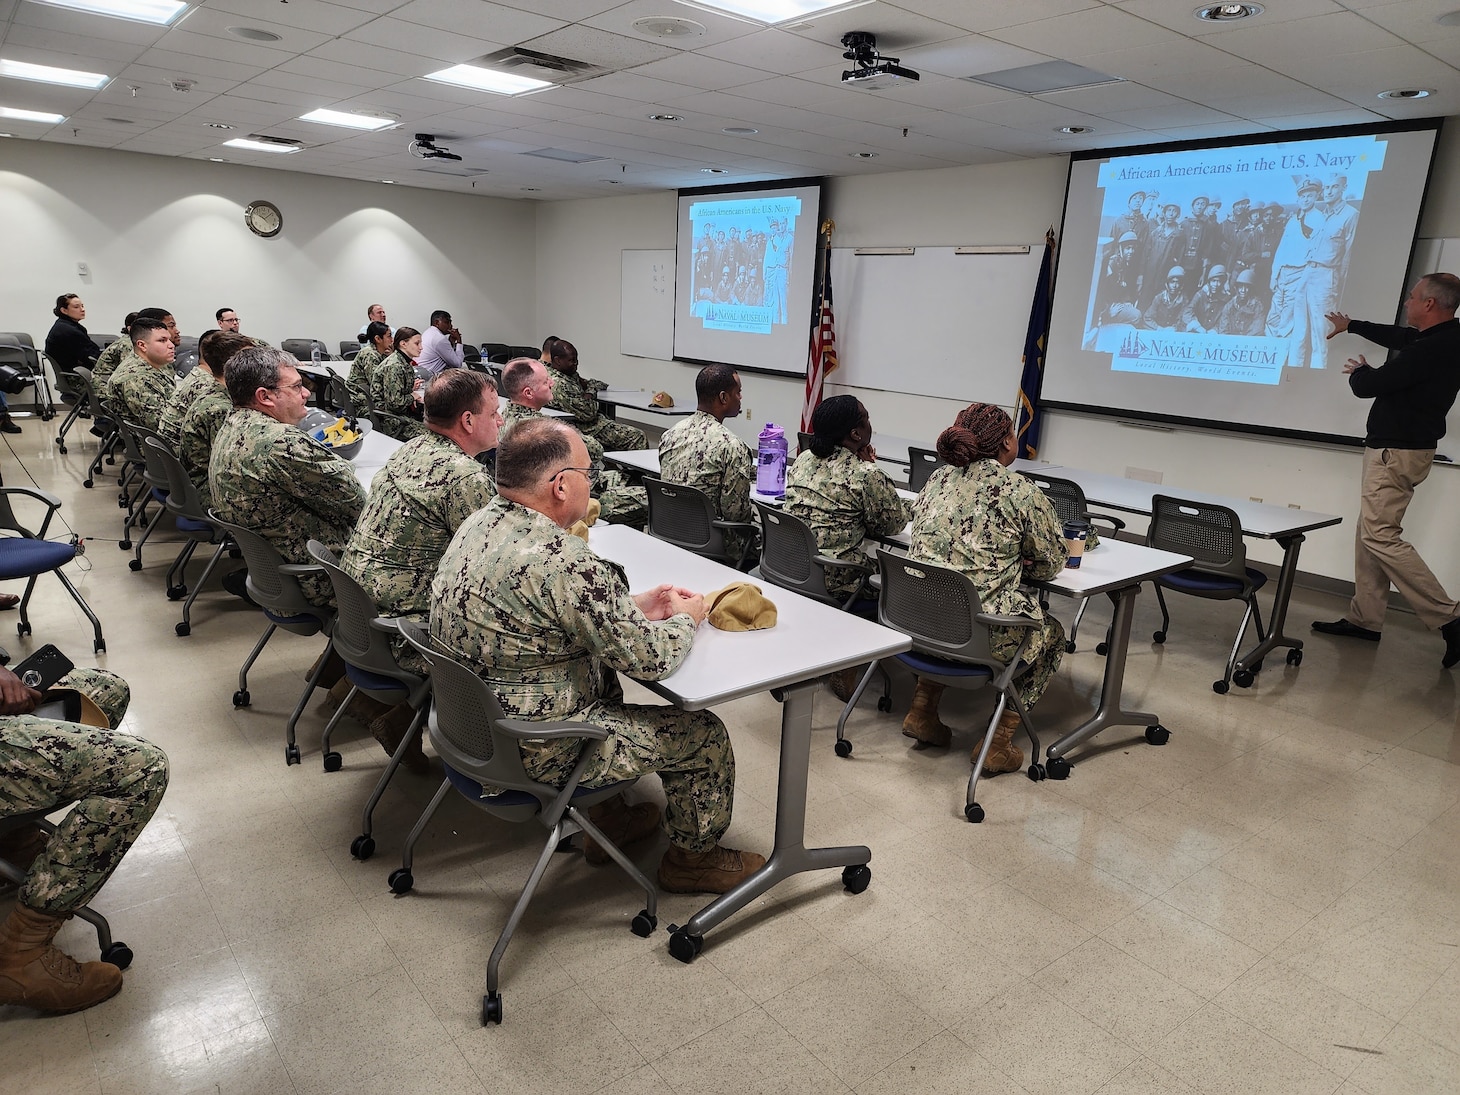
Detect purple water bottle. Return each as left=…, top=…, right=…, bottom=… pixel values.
left=757, top=422, right=787, bottom=498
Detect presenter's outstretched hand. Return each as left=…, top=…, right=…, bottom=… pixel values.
left=1325, top=311, right=1351, bottom=339
left=1343, top=354, right=1368, bottom=375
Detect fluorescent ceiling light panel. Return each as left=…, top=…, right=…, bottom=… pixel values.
left=0, top=105, right=65, bottom=123
left=0, top=59, right=109, bottom=89
left=24, top=0, right=188, bottom=26
left=422, top=65, right=551, bottom=96
left=675, top=0, right=866, bottom=25
left=223, top=136, right=300, bottom=153
left=299, top=108, right=394, bottom=131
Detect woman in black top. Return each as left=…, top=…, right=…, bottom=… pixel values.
left=44, top=294, right=100, bottom=374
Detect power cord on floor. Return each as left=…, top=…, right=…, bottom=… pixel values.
left=2, top=432, right=94, bottom=574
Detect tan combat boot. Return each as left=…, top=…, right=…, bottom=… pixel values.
left=582, top=794, right=662, bottom=866
left=0, top=904, right=122, bottom=1013
left=827, top=665, right=864, bottom=702
left=901, top=678, right=951, bottom=747
left=657, top=844, right=768, bottom=894
left=979, top=708, right=1025, bottom=775
left=370, top=703, right=428, bottom=774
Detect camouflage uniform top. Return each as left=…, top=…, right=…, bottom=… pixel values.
left=209, top=408, right=366, bottom=604
left=347, top=345, right=381, bottom=410
left=90, top=339, right=133, bottom=388
left=784, top=447, right=912, bottom=596
left=544, top=365, right=606, bottom=427
left=431, top=496, right=696, bottom=723
left=105, top=357, right=176, bottom=435
left=340, top=430, right=496, bottom=622
left=657, top=410, right=754, bottom=525
left=909, top=459, right=1067, bottom=621
left=176, top=384, right=233, bottom=512
left=157, top=366, right=217, bottom=447
left=371, top=350, right=417, bottom=417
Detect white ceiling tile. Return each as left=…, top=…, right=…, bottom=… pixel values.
left=898, top=34, right=1054, bottom=79
left=1075, top=38, right=1245, bottom=84
left=1414, top=34, right=1460, bottom=66
left=571, top=70, right=698, bottom=106
left=1113, top=0, right=1345, bottom=36
left=519, top=23, right=679, bottom=68
left=1, top=25, right=147, bottom=65
left=882, top=0, right=1104, bottom=36
left=304, top=39, right=437, bottom=78
left=10, top=3, right=167, bottom=46
left=196, top=0, right=379, bottom=35
left=109, top=63, right=239, bottom=96
left=699, top=28, right=840, bottom=73
left=1099, top=102, right=1246, bottom=130
left=493, top=0, right=624, bottom=19
left=987, top=5, right=1185, bottom=56
left=167, top=6, right=333, bottom=51
left=1036, top=81, right=1187, bottom=116
left=627, top=52, right=770, bottom=90
left=136, top=48, right=270, bottom=84
left=341, top=17, right=501, bottom=60
left=1330, top=0, right=1460, bottom=43
left=1199, top=10, right=1405, bottom=64
left=1254, top=107, right=1389, bottom=131
left=731, top=75, right=848, bottom=108
left=783, top=2, right=969, bottom=52
left=581, top=0, right=759, bottom=51
left=153, top=28, right=296, bottom=68
left=387, top=0, right=565, bottom=41
left=1209, top=88, right=1357, bottom=120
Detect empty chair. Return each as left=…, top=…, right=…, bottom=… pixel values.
left=143, top=435, right=234, bottom=637
left=206, top=511, right=336, bottom=766
left=1146, top=494, right=1267, bottom=695
left=509, top=345, right=539, bottom=360
left=461, top=344, right=482, bottom=365
left=0, top=334, right=55, bottom=421
left=840, top=551, right=1042, bottom=822
left=1019, top=471, right=1127, bottom=652
left=480, top=342, right=511, bottom=359
left=338, top=340, right=360, bottom=358
left=392, top=620, right=658, bottom=1026
left=0, top=487, right=106, bottom=653
left=52, top=365, right=98, bottom=456
left=643, top=476, right=758, bottom=569
left=907, top=446, right=945, bottom=491
left=281, top=338, right=331, bottom=362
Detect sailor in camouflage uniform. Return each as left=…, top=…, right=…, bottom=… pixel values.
left=371, top=328, right=427, bottom=441
left=658, top=364, right=757, bottom=566
left=209, top=347, right=366, bottom=608
left=158, top=331, right=253, bottom=447
left=546, top=339, right=647, bottom=451
left=430, top=418, right=765, bottom=893
left=784, top=395, right=912, bottom=599
left=91, top=307, right=177, bottom=389
left=907, top=403, right=1067, bottom=774
left=0, top=664, right=168, bottom=1013
left=348, top=322, right=392, bottom=412
left=104, top=318, right=176, bottom=434
left=500, top=357, right=646, bottom=526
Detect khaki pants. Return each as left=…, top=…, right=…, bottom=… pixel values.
left=1348, top=447, right=1460, bottom=631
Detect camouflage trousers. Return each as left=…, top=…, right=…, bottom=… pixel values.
left=518, top=693, right=734, bottom=855
left=374, top=412, right=427, bottom=443
left=596, top=472, right=647, bottom=529
left=0, top=669, right=169, bottom=913
left=582, top=415, right=647, bottom=453
left=989, top=614, right=1066, bottom=709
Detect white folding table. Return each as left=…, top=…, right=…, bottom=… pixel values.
left=588, top=523, right=911, bottom=963
left=597, top=389, right=693, bottom=418
left=350, top=429, right=403, bottom=490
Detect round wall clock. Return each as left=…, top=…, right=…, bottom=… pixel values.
left=244, top=200, right=282, bottom=238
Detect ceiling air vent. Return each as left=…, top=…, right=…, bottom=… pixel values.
left=474, top=46, right=605, bottom=84
left=416, top=162, right=490, bottom=177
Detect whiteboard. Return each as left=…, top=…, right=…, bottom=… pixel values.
left=620, top=249, right=674, bottom=360
left=829, top=246, right=1045, bottom=403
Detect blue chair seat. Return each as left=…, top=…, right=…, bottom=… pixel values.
left=150, top=487, right=169, bottom=503
left=261, top=607, right=325, bottom=631
left=0, top=539, right=76, bottom=580
left=344, top=663, right=409, bottom=697
left=176, top=516, right=211, bottom=533
left=443, top=763, right=637, bottom=810
left=1161, top=567, right=1267, bottom=596
left=896, top=650, right=995, bottom=679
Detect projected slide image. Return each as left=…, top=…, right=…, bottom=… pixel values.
left=686, top=195, right=800, bottom=335
left=1082, top=133, right=1384, bottom=385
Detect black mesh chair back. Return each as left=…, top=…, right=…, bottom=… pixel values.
left=481, top=342, right=511, bottom=359
left=797, top=431, right=814, bottom=455
left=1020, top=472, right=1086, bottom=526
left=320, top=367, right=359, bottom=418
left=510, top=346, right=540, bottom=360
left=397, top=620, right=506, bottom=770
left=305, top=541, right=425, bottom=693
left=487, top=351, right=514, bottom=366
left=754, top=501, right=867, bottom=608
left=462, top=344, right=482, bottom=364
left=643, top=476, right=719, bottom=556
left=1148, top=495, right=1247, bottom=581
left=908, top=446, right=945, bottom=491
left=339, top=341, right=360, bottom=358
left=877, top=551, right=999, bottom=665
left=281, top=338, right=331, bottom=361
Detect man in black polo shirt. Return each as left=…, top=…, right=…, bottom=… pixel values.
left=1316, top=273, right=1460, bottom=667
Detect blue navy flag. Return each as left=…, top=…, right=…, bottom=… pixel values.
left=1017, top=229, right=1056, bottom=460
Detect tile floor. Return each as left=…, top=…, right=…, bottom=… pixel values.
left=2, top=417, right=1458, bottom=1095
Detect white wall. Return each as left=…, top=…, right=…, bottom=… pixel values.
left=0, top=141, right=537, bottom=350
left=537, top=124, right=1460, bottom=588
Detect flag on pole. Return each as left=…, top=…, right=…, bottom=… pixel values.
left=1016, top=228, right=1056, bottom=460
left=801, top=221, right=837, bottom=434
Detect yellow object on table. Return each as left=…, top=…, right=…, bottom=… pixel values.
left=704, top=583, right=777, bottom=631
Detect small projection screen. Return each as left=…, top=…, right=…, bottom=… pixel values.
left=673, top=177, right=824, bottom=378
left=1043, top=120, right=1442, bottom=444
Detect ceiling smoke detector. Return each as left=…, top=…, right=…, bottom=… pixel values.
left=840, top=31, right=919, bottom=90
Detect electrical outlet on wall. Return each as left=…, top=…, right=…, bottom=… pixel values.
left=76, top=261, right=90, bottom=277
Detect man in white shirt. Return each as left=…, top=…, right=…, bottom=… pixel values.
left=416, top=309, right=464, bottom=377
left=357, top=304, right=386, bottom=340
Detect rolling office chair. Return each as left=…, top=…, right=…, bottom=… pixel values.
left=142, top=436, right=234, bottom=637
left=52, top=365, right=96, bottom=455
left=0, top=487, right=107, bottom=653
left=1146, top=494, right=1268, bottom=695
left=281, top=338, right=331, bottom=362
left=392, top=620, right=657, bottom=1027
left=839, top=551, right=1042, bottom=821
left=907, top=446, right=945, bottom=491
left=0, top=333, right=55, bottom=420
left=1019, top=471, right=1127, bottom=653
left=643, top=476, right=758, bottom=570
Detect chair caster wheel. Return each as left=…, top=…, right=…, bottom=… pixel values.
left=1027, top=763, right=1046, bottom=781
left=128, top=559, right=142, bottom=571
left=174, top=622, right=190, bottom=637
left=57, top=444, right=67, bottom=455
left=233, top=689, right=250, bottom=707
left=1065, top=640, right=1076, bottom=653
left=1212, top=680, right=1229, bottom=695
left=842, top=864, right=871, bottom=893
left=17, top=622, right=32, bottom=637
left=1286, top=648, right=1303, bottom=667
left=284, top=744, right=300, bottom=765
left=1145, top=725, right=1170, bottom=746
left=1046, top=756, right=1072, bottom=780
left=1233, top=668, right=1255, bottom=689
left=1095, top=642, right=1108, bottom=656
left=668, top=928, right=703, bottom=964
left=1152, top=630, right=1166, bottom=644
left=351, top=835, right=375, bottom=860
left=118, top=538, right=130, bottom=548
left=117, top=499, right=127, bottom=509
left=388, top=868, right=413, bottom=894
left=323, top=751, right=342, bottom=772
left=630, top=910, right=658, bottom=937
left=482, top=992, right=503, bottom=1025
left=876, top=695, right=893, bottom=713
left=166, top=585, right=186, bottom=600
left=834, top=738, right=853, bottom=758
left=964, top=802, right=985, bottom=823
left=83, top=479, right=93, bottom=488
left=100, top=941, right=133, bottom=969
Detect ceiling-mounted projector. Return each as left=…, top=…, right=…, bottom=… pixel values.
left=409, top=133, right=462, bottom=161
left=840, top=31, right=919, bottom=90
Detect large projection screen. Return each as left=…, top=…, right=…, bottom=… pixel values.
left=1044, top=121, right=1441, bottom=444
left=673, top=178, right=823, bottom=378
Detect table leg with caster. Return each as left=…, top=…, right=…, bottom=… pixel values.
left=1237, top=531, right=1306, bottom=674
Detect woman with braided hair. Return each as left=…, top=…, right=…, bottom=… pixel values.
left=905, top=403, right=1067, bottom=774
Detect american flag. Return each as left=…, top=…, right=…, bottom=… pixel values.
left=801, top=229, right=837, bottom=433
